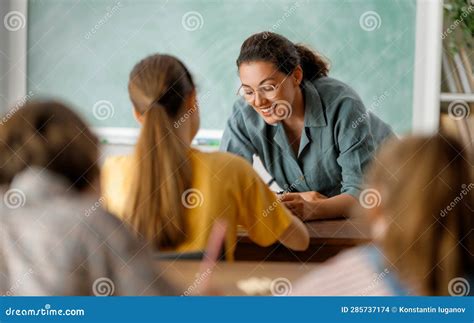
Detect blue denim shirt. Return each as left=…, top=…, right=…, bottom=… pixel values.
left=221, top=77, right=394, bottom=198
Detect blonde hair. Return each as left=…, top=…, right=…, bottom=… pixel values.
left=126, top=54, right=194, bottom=249
left=365, top=135, right=473, bottom=295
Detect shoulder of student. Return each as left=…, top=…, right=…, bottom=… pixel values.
left=192, top=149, right=258, bottom=180
left=102, top=154, right=133, bottom=170
left=5, top=192, right=138, bottom=254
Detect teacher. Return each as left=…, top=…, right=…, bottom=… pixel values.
left=221, top=32, right=394, bottom=221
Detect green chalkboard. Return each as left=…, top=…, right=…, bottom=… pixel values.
left=27, top=0, right=416, bottom=134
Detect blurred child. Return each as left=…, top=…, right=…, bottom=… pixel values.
left=291, top=135, right=473, bottom=296
left=0, top=101, right=174, bottom=295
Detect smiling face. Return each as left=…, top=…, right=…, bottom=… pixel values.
left=238, top=61, right=301, bottom=125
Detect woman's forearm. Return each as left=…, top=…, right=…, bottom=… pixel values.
left=310, top=193, right=357, bottom=220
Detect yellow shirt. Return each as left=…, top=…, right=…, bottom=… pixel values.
left=101, top=149, right=293, bottom=260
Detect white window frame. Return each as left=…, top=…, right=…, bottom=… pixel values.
left=0, top=0, right=28, bottom=114
left=411, top=0, right=443, bottom=134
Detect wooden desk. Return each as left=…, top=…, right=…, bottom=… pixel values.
left=157, top=260, right=319, bottom=296
left=235, top=218, right=371, bottom=263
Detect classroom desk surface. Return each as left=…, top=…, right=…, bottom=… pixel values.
left=235, top=217, right=372, bottom=263
left=157, top=260, right=319, bottom=296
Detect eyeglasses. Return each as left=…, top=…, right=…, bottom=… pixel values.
left=236, top=74, right=290, bottom=102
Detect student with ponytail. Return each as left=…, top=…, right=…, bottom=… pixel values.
left=101, top=54, right=309, bottom=259
left=221, top=32, right=395, bottom=221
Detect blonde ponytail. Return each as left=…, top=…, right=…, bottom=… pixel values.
left=126, top=104, right=191, bottom=249
left=126, top=54, right=195, bottom=249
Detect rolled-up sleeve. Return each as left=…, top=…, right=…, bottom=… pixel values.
left=334, top=99, right=378, bottom=199
left=220, top=100, right=256, bottom=163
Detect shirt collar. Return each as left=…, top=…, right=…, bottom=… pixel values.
left=302, top=80, right=327, bottom=128
left=271, top=81, right=327, bottom=157
left=8, top=167, right=71, bottom=205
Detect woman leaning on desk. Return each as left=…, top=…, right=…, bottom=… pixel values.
left=221, top=32, right=394, bottom=221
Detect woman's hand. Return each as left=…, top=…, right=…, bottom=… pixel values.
left=279, top=191, right=328, bottom=221
left=279, top=192, right=357, bottom=221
